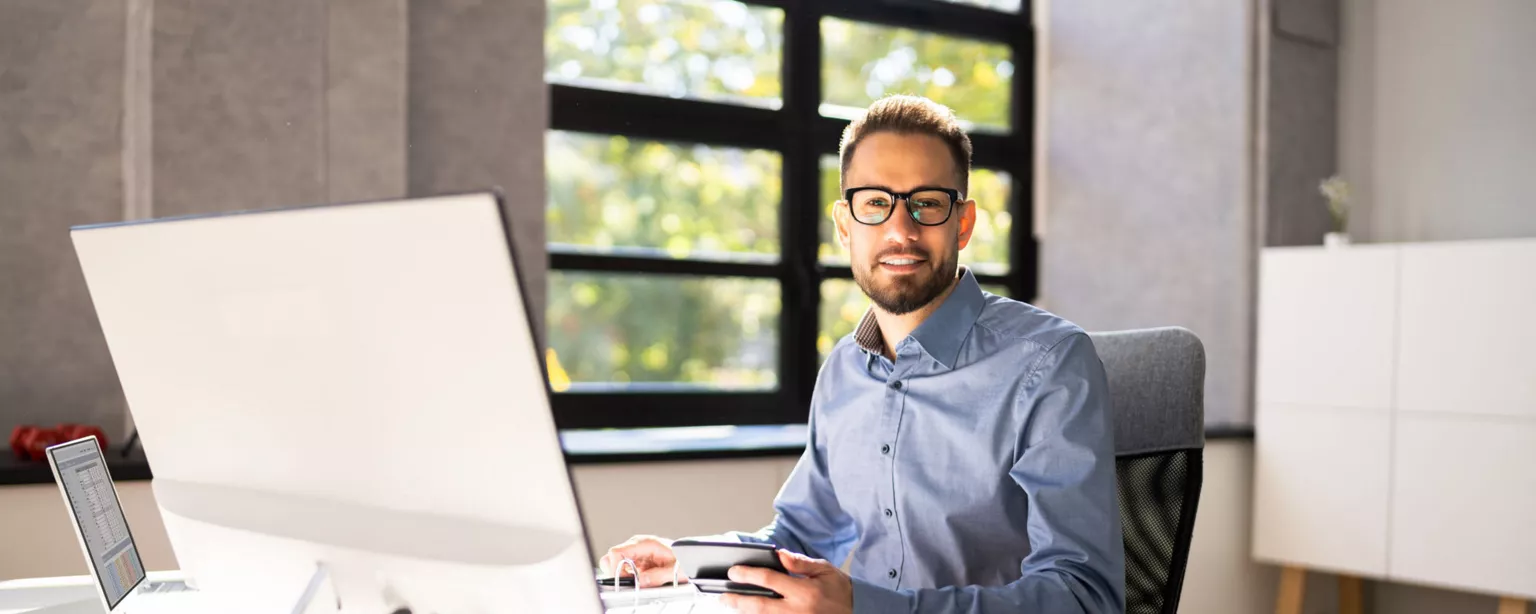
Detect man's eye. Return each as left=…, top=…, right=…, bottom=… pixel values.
left=865, top=199, right=890, bottom=207
left=912, top=200, right=942, bottom=208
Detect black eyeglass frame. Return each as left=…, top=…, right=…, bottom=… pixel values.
left=842, top=186, right=965, bottom=226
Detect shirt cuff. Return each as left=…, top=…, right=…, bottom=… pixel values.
left=851, top=577, right=909, bottom=614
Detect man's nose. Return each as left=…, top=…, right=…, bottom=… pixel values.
left=880, top=200, right=921, bottom=243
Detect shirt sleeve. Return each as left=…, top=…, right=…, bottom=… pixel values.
left=720, top=401, right=861, bottom=564
left=850, top=333, right=1126, bottom=614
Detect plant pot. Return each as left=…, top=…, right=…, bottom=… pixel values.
left=1324, top=232, right=1351, bottom=248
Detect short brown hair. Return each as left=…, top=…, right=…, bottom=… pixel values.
left=838, top=95, right=973, bottom=195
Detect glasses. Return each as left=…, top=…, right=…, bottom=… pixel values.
left=843, top=186, right=962, bottom=226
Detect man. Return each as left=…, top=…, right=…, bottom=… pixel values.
left=602, top=95, right=1125, bottom=614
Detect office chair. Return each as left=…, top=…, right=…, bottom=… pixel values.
left=1089, top=327, right=1206, bottom=614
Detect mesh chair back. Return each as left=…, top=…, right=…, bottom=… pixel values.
left=1089, top=328, right=1206, bottom=614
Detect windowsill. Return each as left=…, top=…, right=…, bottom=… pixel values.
left=1205, top=424, right=1255, bottom=440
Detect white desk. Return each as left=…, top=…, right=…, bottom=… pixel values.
left=0, top=572, right=183, bottom=614
left=0, top=573, right=731, bottom=613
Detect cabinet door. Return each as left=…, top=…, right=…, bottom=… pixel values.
left=1390, top=413, right=1536, bottom=598
left=1254, top=404, right=1392, bottom=576
left=1256, top=246, right=1398, bottom=409
left=1397, top=240, right=1536, bottom=419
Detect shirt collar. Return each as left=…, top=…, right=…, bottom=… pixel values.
left=852, top=267, right=986, bottom=370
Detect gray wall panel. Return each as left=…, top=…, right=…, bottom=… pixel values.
left=408, top=0, right=548, bottom=346
left=0, top=0, right=129, bottom=436
left=327, top=0, right=408, bottom=203
left=152, top=0, right=327, bottom=216
left=1275, top=0, right=1339, bottom=45
left=1265, top=34, right=1338, bottom=247
left=1041, top=0, right=1257, bottom=426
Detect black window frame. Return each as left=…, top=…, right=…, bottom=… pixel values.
left=547, top=0, right=1037, bottom=430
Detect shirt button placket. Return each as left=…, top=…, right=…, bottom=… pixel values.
left=884, top=364, right=908, bottom=589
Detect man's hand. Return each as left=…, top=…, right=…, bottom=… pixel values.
left=719, top=550, right=853, bottom=614
left=599, top=535, right=679, bottom=588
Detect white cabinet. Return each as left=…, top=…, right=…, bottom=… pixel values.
left=1252, top=240, right=1536, bottom=600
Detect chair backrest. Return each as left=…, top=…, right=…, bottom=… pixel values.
left=1088, top=327, right=1206, bottom=614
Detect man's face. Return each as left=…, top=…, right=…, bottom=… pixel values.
left=834, top=131, right=977, bottom=315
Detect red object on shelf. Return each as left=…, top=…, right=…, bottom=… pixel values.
left=71, top=425, right=109, bottom=451
left=19, top=427, right=61, bottom=462
left=8, top=425, right=27, bottom=458
left=53, top=423, right=81, bottom=447
left=8, top=424, right=110, bottom=461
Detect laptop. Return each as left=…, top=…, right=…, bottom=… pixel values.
left=41, top=437, right=208, bottom=614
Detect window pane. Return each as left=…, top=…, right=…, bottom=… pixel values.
left=821, top=18, right=1013, bottom=132
left=962, top=168, right=1014, bottom=275
left=938, top=0, right=1023, bottom=12
left=818, top=155, right=1012, bottom=275
left=818, top=278, right=869, bottom=362
left=546, top=0, right=783, bottom=108
left=547, top=131, right=781, bottom=261
left=817, top=156, right=844, bottom=265
left=547, top=272, right=779, bottom=390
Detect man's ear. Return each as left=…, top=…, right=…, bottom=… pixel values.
left=832, top=200, right=853, bottom=249
left=956, top=199, right=978, bottom=250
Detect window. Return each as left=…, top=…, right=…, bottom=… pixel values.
left=820, top=18, right=1014, bottom=132
left=546, top=0, right=1036, bottom=429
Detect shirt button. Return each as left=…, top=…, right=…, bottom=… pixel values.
left=880, top=444, right=891, bottom=455
left=890, top=380, right=903, bottom=390
left=888, top=569, right=898, bottom=579
left=884, top=508, right=894, bottom=518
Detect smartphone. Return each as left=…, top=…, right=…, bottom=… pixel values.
left=593, top=574, right=636, bottom=589
left=671, top=540, right=788, bottom=599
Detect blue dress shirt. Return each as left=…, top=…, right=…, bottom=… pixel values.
left=728, top=269, right=1125, bottom=613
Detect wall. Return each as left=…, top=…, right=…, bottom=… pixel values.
left=0, top=482, right=176, bottom=581
left=1037, top=0, right=1259, bottom=428
left=1340, top=0, right=1536, bottom=243
left=0, top=0, right=546, bottom=438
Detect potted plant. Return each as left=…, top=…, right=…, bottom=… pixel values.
left=1319, top=175, right=1350, bottom=247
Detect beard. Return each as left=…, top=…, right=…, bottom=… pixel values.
left=853, top=245, right=959, bottom=316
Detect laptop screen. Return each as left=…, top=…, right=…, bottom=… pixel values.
left=48, top=439, right=146, bottom=610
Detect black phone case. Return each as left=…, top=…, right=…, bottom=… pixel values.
left=671, top=540, right=787, bottom=599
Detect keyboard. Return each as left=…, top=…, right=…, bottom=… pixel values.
left=601, top=585, right=736, bottom=613
left=605, top=598, right=735, bottom=613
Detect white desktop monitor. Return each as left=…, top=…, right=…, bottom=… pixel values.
left=70, top=192, right=602, bottom=613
